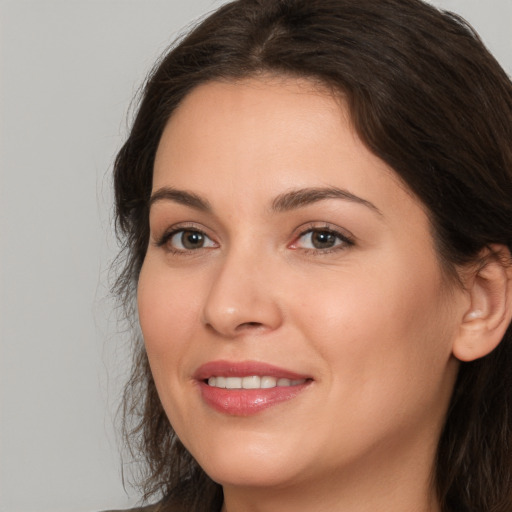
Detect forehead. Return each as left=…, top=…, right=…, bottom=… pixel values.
left=153, top=77, right=417, bottom=218
left=155, top=77, right=347, bottom=170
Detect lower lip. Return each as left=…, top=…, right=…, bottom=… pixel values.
left=198, top=381, right=310, bottom=416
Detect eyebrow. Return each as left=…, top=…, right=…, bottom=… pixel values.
left=271, top=186, right=382, bottom=216
left=149, top=187, right=212, bottom=212
left=149, top=185, right=382, bottom=216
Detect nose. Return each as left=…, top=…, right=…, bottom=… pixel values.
left=202, top=248, right=283, bottom=338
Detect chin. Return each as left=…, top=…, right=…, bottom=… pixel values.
left=202, top=455, right=302, bottom=489
left=183, top=429, right=310, bottom=489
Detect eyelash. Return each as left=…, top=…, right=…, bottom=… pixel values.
left=155, top=223, right=355, bottom=256
left=155, top=224, right=217, bottom=256
left=290, top=224, right=355, bottom=255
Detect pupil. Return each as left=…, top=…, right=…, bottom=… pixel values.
left=182, top=231, right=204, bottom=249
left=312, top=231, right=336, bottom=249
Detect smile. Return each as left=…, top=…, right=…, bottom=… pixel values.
left=195, top=361, right=312, bottom=415
left=207, top=376, right=307, bottom=389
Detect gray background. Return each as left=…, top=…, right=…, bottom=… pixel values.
left=0, top=1, right=510, bottom=511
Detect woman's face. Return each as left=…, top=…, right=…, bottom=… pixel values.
left=138, top=78, right=465, bottom=493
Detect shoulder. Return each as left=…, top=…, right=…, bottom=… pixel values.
left=101, top=494, right=211, bottom=512
left=101, top=504, right=165, bottom=512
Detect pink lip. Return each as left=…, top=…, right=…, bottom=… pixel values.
left=194, top=360, right=310, bottom=381
left=194, top=360, right=312, bottom=416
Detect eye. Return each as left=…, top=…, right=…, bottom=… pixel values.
left=291, top=227, right=353, bottom=252
left=159, top=228, right=217, bottom=252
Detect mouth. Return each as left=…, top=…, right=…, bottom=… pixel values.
left=194, top=360, right=312, bottom=416
left=206, top=376, right=307, bottom=389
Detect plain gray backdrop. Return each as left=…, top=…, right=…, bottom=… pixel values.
left=0, top=1, right=511, bottom=511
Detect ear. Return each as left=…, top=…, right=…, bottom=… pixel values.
left=453, top=244, right=512, bottom=362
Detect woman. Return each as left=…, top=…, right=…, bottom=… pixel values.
left=112, top=0, right=512, bottom=510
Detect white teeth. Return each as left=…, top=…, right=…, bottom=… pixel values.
left=225, top=377, right=242, bottom=389
left=261, top=376, right=277, bottom=388
left=208, top=376, right=228, bottom=388
left=242, top=376, right=261, bottom=389
left=207, top=375, right=306, bottom=389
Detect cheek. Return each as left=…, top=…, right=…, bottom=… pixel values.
left=137, top=256, right=204, bottom=381
left=291, top=251, right=457, bottom=408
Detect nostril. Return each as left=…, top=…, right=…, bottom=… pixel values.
left=237, top=321, right=263, bottom=330
left=204, top=321, right=263, bottom=334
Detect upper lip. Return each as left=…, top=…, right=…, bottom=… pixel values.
left=193, top=360, right=311, bottom=381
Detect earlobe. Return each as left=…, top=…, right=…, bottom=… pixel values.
left=453, top=245, right=512, bottom=362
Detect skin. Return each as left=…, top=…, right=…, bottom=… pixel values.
left=137, top=77, right=471, bottom=512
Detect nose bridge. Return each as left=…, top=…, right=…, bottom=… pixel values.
left=202, top=237, right=282, bottom=337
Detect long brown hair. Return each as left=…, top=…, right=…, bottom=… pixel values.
left=113, top=1, right=512, bottom=510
